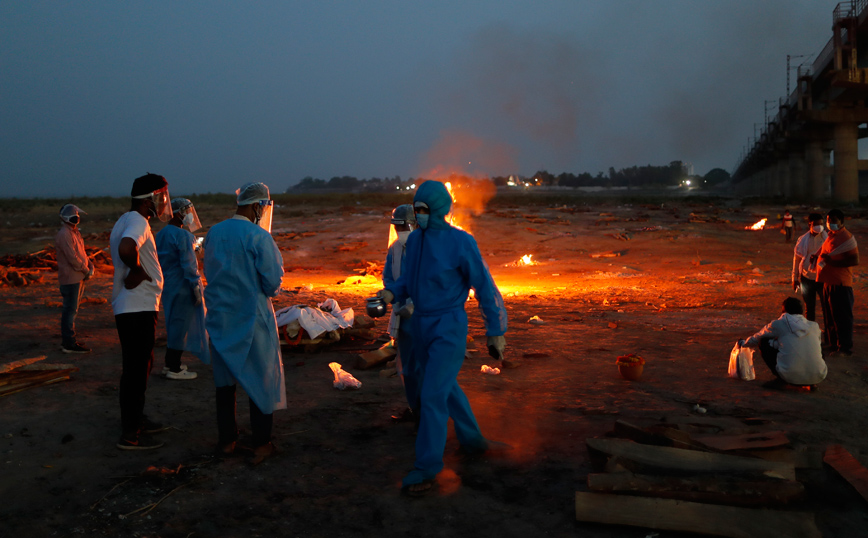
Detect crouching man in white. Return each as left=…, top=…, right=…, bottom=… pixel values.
left=740, top=297, right=828, bottom=390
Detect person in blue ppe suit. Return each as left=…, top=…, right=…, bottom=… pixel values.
left=378, top=180, right=508, bottom=496
left=203, top=182, right=285, bottom=464
left=383, top=204, right=419, bottom=423
left=155, top=198, right=208, bottom=380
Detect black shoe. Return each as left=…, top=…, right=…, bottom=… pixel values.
left=116, top=435, right=164, bottom=451
left=761, top=378, right=788, bottom=390
left=140, top=416, right=168, bottom=434
left=391, top=407, right=415, bottom=422
left=61, top=342, right=90, bottom=354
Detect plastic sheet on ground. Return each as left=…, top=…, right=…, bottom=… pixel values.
left=275, top=299, right=354, bottom=341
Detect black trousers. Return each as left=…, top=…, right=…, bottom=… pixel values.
left=759, top=338, right=782, bottom=379
left=215, top=385, right=273, bottom=447
left=165, top=348, right=183, bottom=371
left=115, top=311, right=158, bottom=438
left=820, top=283, right=854, bottom=352
left=799, top=276, right=822, bottom=322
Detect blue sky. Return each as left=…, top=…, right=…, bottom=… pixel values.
left=0, top=1, right=844, bottom=197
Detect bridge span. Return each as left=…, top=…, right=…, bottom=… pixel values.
left=733, top=0, right=868, bottom=203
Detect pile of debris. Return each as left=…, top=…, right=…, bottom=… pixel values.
left=0, top=357, right=79, bottom=397
left=0, top=246, right=113, bottom=287
left=574, top=417, right=849, bottom=537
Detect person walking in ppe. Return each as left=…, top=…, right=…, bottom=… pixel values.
left=816, top=209, right=859, bottom=357
left=155, top=198, right=208, bottom=380
left=55, top=204, right=94, bottom=353
left=110, top=173, right=172, bottom=450
left=377, top=180, right=508, bottom=496
left=203, top=182, right=284, bottom=463
left=383, top=204, right=418, bottom=423
left=792, top=213, right=827, bottom=322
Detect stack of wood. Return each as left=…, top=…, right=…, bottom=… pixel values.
left=576, top=418, right=823, bottom=538
left=0, top=357, right=79, bottom=397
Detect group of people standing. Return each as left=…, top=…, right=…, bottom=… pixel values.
left=56, top=174, right=285, bottom=463
left=55, top=175, right=508, bottom=489
left=740, top=208, right=859, bottom=390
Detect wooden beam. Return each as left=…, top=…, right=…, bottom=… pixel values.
left=693, top=431, right=790, bottom=451
left=355, top=344, right=397, bottom=370
left=824, top=444, right=868, bottom=504
left=0, top=356, right=47, bottom=374
left=587, top=472, right=804, bottom=506
left=586, top=438, right=795, bottom=480
left=575, top=492, right=821, bottom=538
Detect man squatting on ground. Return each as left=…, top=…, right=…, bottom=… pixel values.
left=816, top=209, right=859, bottom=357
left=204, top=182, right=285, bottom=464
left=740, top=297, right=827, bottom=390
left=383, top=204, right=419, bottom=423
left=110, top=173, right=172, bottom=450
left=792, top=213, right=828, bottom=322
left=55, top=204, right=94, bottom=354
left=378, top=180, right=509, bottom=496
left=155, top=198, right=209, bottom=380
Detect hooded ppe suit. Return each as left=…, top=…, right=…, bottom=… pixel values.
left=156, top=224, right=209, bottom=363
left=203, top=218, right=286, bottom=415
left=384, top=204, right=418, bottom=412
left=384, top=181, right=508, bottom=486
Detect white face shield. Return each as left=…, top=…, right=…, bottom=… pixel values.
left=256, top=199, right=274, bottom=233
left=180, top=204, right=202, bottom=232
left=134, top=186, right=173, bottom=222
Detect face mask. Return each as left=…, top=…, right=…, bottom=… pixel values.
left=416, top=214, right=429, bottom=230
left=68, top=216, right=79, bottom=225
left=183, top=213, right=194, bottom=227
left=397, top=231, right=411, bottom=245
left=811, top=225, right=824, bottom=234
left=829, top=223, right=840, bottom=231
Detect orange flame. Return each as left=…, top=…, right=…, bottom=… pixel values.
left=520, top=254, right=533, bottom=265
left=745, top=218, right=767, bottom=230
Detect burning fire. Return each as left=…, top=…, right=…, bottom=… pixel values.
left=519, top=254, right=535, bottom=265
left=444, top=181, right=466, bottom=232
left=745, top=218, right=767, bottom=230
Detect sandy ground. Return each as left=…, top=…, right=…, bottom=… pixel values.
left=1, top=196, right=868, bottom=537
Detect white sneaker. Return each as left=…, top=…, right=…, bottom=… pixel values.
left=160, top=364, right=188, bottom=376
left=165, top=369, right=197, bottom=380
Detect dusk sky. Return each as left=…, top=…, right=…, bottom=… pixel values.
left=0, top=1, right=850, bottom=197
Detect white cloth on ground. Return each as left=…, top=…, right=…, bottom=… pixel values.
left=275, top=300, right=354, bottom=340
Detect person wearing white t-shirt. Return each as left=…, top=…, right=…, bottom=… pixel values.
left=110, top=173, right=172, bottom=450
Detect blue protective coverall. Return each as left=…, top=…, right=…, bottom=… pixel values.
left=385, top=181, right=508, bottom=486
left=203, top=217, right=286, bottom=414
left=155, top=224, right=209, bottom=363
left=383, top=237, right=418, bottom=411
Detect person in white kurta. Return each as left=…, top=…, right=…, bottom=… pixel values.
left=742, top=297, right=827, bottom=388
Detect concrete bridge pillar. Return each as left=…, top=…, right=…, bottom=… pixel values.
left=778, top=158, right=791, bottom=198
left=789, top=151, right=807, bottom=200
left=805, top=141, right=826, bottom=200
left=833, top=122, right=859, bottom=203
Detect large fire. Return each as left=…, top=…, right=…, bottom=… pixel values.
left=745, top=218, right=767, bottom=230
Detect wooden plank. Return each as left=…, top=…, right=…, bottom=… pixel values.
left=0, top=374, right=73, bottom=397
left=0, top=356, right=47, bottom=374
left=575, top=492, right=821, bottom=538
left=587, top=472, right=804, bottom=506
left=586, top=438, right=796, bottom=480
left=355, top=344, right=397, bottom=370
left=693, top=431, right=790, bottom=451
left=0, top=368, right=78, bottom=388
left=743, top=448, right=823, bottom=470
left=824, top=444, right=868, bottom=504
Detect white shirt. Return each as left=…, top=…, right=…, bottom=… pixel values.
left=745, top=313, right=827, bottom=385
left=110, top=211, right=164, bottom=314
left=792, top=230, right=828, bottom=282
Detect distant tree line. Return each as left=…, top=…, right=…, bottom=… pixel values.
left=289, top=163, right=730, bottom=192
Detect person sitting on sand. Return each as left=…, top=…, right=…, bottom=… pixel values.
left=739, top=297, right=827, bottom=390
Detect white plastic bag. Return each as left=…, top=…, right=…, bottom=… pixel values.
left=329, top=362, right=362, bottom=390
left=728, top=342, right=756, bottom=381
